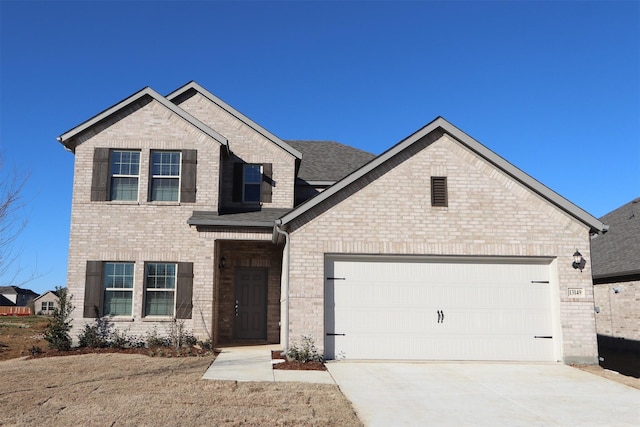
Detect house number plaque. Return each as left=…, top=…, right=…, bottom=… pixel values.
left=567, top=288, right=585, bottom=298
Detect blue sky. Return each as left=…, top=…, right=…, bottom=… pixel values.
left=1, top=1, right=638, bottom=295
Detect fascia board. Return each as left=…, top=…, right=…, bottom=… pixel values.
left=280, top=116, right=605, bottom=233
left=593, top=269, right=640, bottom=281
left=57, top=87, right=228, bottom=151
left=167, top=81, right=303, bottom=159
left=187, top=219, right=273, bottom=228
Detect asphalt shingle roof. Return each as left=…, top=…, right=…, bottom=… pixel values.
left=286, top=140, right=376, bottom=182
left=188, top=208, right=292, bottom=227
left=590, top=197, right=640, bottom=279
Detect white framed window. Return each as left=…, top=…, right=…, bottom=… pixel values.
left=41, top=302, right=48, bottom=312
left=110, top=151, right=140, bottom=201
left=150, top=151, right=181, bottom=201
left=47, top=301, right=54, bottom=311
left=145, top=263, right=176, bottom=316
left=103, top=262, right=134, bottom=316
left=243, top=164, right=262, bottom=203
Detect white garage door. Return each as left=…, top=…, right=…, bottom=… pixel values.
left=324, top=256, right=557, bottom=361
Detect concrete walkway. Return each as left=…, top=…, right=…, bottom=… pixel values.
left=202, top=345, right=335, bottom=384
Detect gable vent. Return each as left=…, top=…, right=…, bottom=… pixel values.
left=431, top=177, right=448, bottom=207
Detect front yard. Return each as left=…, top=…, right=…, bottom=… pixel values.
left=0, top=353, right=362, bottom=426
left=0, top=316, right=361, bottom=426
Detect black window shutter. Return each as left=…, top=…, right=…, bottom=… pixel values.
left=84, top=261, right=104, bottom=318
left=91, top=148, right=110, bottom=201
left=261, top=163, right=273, bottom=203
left=232, top=163, right=243, bottom=202
left=180, top=149, right=197, bottom=203
left=175, top=262, right=194, bottom=319
left=431, top=177, right=448, bottom=207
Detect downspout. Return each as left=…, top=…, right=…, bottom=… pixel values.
left=274, top=219, right=290, bottom=353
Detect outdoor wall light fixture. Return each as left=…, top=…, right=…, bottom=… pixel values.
left=218, top=256, right=226, bottom=270
left=572, top=250, right=586, bottom=272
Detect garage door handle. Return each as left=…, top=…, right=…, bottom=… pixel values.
left=326, top=333, right=346, bottom=336
left=534, top=335, right=552, bottom=339
left=437, top=310, right=444, bottom=323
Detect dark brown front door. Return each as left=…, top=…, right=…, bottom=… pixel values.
left=233, top=268, right=267, bottom=340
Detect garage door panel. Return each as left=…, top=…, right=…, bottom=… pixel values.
left=333, top=334, right=552, bottom=361
left=334, top=307, right=440, bottom=333
left=325, top=257, right=555, bottom=361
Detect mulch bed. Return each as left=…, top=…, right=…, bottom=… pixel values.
left=26, top=346, right=216, bottom=360
left=271, top=350, right=326, bottom=371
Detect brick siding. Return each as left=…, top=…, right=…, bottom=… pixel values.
left=286, top=133, right=598, bottom=364
left=66, top=98, right=286, bottom=344
left=593, top=280, right=640, bottom=340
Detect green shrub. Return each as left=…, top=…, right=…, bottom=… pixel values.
left=78, top=308, right=112, bottom=348
left=286, top=335, right=324, bottom=363
left=146, top=319, right=197, bottom=349
left=145, top=327, right=169, bottom=348
left=78, top=308, right=146, bottom=349
left=43, top=287, right=74, bottom=351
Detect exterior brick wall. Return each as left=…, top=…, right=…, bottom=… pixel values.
left=593, top=280, right=640, bottom=340
left=65, top=98, right=283, bottom=344
left=175, top=92, right=297, bottom=210
left=286, top=133, right=598, bottom=364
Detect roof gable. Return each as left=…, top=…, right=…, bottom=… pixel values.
left=57, top=86, right=228, bottom=153
left=591, top=197, right=640, bottom=279
left=33, top=290, right=60, bottom=302
left=167, top=81, right=302, bottom=159
left=277, top=117, right=605, bottom=234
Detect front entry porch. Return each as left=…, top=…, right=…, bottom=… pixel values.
left=214, top=240, right=283, bottom=345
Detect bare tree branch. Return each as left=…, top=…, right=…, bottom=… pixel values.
left=0, top=154, right=36, bottom=286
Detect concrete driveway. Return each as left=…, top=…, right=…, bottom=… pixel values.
left=326, top=362, right=640, bottom=426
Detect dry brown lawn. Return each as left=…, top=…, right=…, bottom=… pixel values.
left=574, top=364, right=640, bottom=390
left=0, top=353, right=362, bottom=426
left=0, top=316, right=49, bottom=360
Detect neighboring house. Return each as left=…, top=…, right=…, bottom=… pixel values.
left=0, top=286, right=38, bottom=315
left=590, top=197, right=639, bottom=374
left=0, top=286, right=38, bottom=307
left=33, top=290, right=60, bottom=315
left=58, top=81, right=606, bottom=365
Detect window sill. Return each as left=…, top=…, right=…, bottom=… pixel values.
left=105, top=201, right=140, bottom=205
left=148, top=201, right=181, bottom=206
left=109, top=317, right=134, bottom=322
left=142, top=317, right=175, bottom=322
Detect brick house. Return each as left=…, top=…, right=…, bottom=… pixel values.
left=590, top=197, right=639, bottom=375
left=58, top=81, right=605, bottom=364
